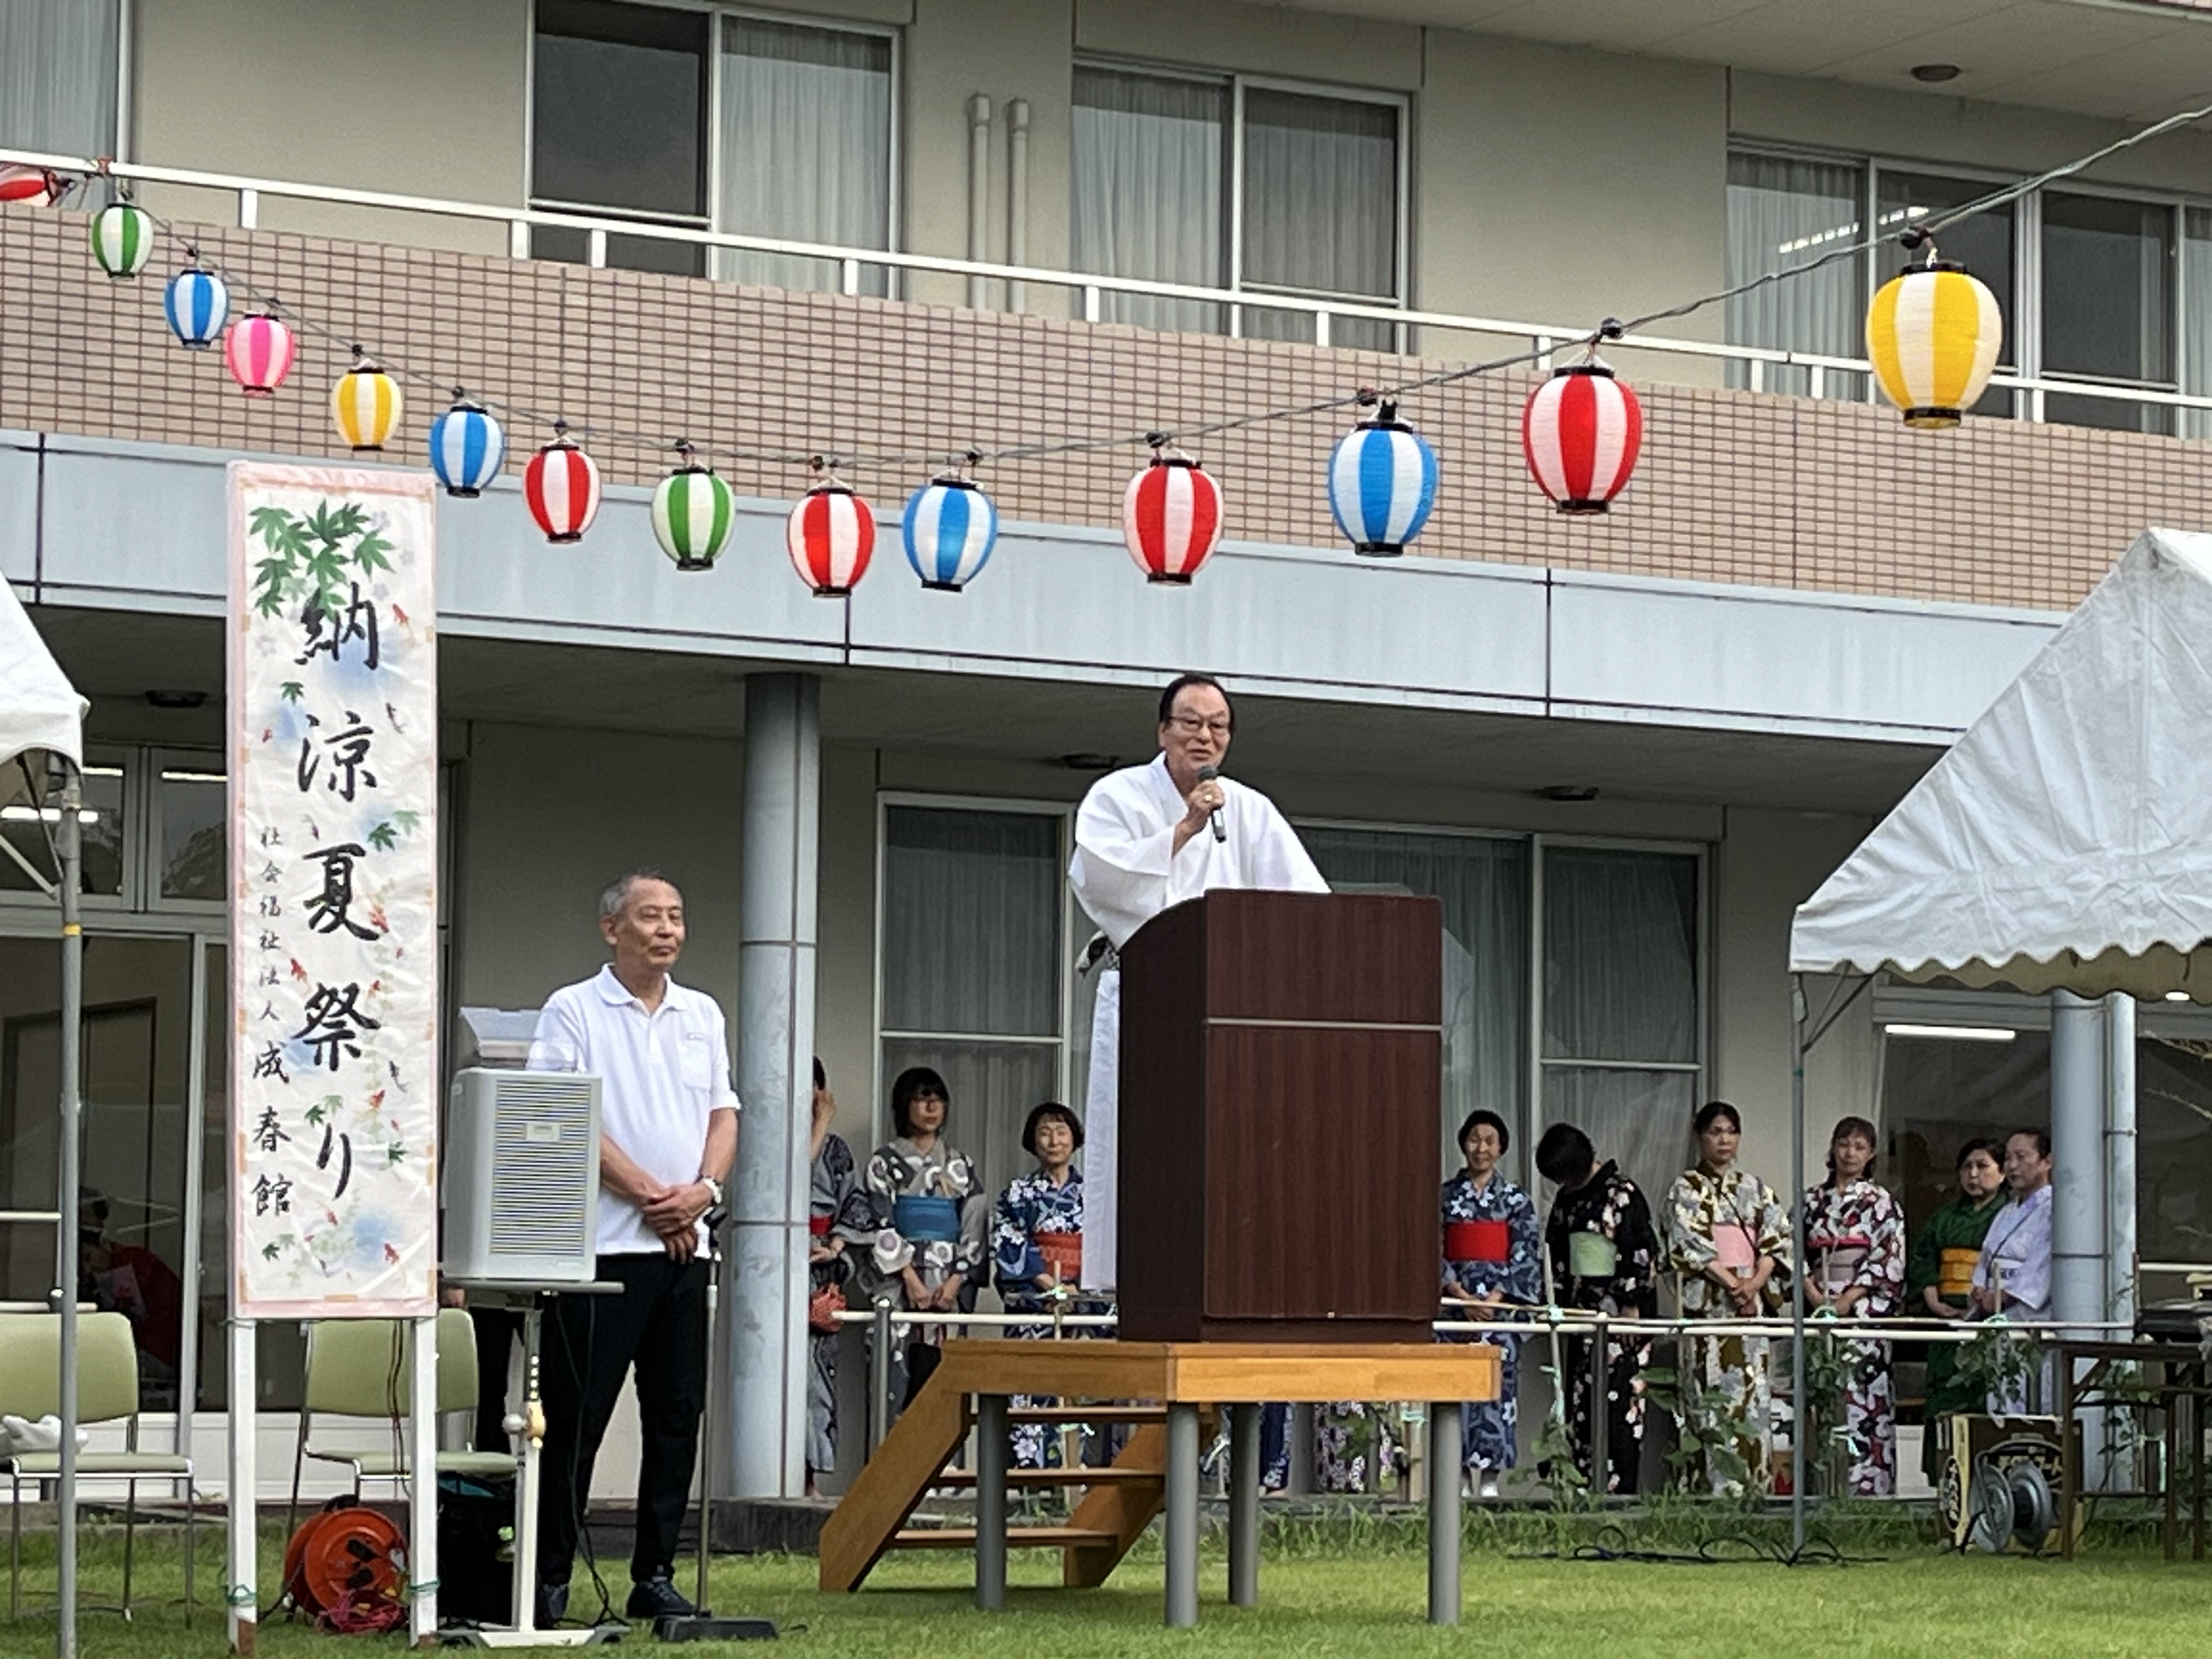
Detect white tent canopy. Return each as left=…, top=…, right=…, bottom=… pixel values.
left=1791, top=528, right=2212, bottom=1001
left=1, top=577, right=83, bottom=772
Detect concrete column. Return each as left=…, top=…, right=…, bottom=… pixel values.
left=2105, top=992, right=2138, bottom=1335
left=727, top=674, right=821, bottom=1499
left=2050, top=990, right=2108, bottom=1333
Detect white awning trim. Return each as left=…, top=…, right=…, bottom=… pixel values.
left=0, top=578, right=84, bottom=774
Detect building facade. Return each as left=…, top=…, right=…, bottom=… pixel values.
left=7, top=0, right=2212, bottom=1494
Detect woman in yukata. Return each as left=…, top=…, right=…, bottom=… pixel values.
left=849, top=1065, right=989, bottom=1418
left=1439, top=1108, right=1542, bottom=1498
left=1801, top=1115, right=1906, bottom=1494
left=1664, top=1099, right=1792, bottom=1496
left=992, top=1102, right=1110, bottom=1469
left=806, top=1058, right=877, bottom=1492
left=1906, top=1137, right=2006, bottom=1482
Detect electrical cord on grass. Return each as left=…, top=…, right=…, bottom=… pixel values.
left=1511, top=1521, right=1881, bottom=1567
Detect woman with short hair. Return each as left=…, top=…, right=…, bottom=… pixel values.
left=1801, top=1115, right=1906, bottom=1495
left=1664, top=1100, right=1792, bottom=1496
left=851, top=1065, right=988, bottom=1413
left=1440, top=1108, right=1542, bottom=1498
left=1536, top=1121, right=1661, bottom=1494
left=991, top=1101, right=1103, bottom=1468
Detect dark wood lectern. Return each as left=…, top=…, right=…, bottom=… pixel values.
left=1114, top=889, right=1443, bottom=1344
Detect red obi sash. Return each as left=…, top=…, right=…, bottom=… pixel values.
left=808, top=1215, right=833, bottom=1237
left=1445, top=1220, right=1510, bottom=1263
left=1037, top=1232, right=1082, bottom=1282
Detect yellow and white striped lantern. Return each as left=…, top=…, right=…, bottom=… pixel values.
left=331, top=360, right=403, bottom=453
left=1865, top=259, right=2003, bottom=430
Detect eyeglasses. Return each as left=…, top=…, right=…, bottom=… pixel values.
left=1165, top=715, right=1232, bottom=737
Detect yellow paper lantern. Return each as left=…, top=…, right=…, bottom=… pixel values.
left=1865, top=258, right=2003, bottom=430
left=331, top=359, right=404, bottom=453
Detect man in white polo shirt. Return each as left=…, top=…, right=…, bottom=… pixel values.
left=528, top=871, right=740, bottom=1627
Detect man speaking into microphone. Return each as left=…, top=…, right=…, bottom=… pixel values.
left=1068, top=673, right=1329, bottom=1289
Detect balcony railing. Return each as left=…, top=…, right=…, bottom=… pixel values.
left=8, top=143, right=2212, bottom=433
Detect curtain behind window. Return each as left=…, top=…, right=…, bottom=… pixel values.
left=1724, top=151, right=1866, bottom=399
left=879, top=808, right=1063, bottom=1210
left=1541, top=848, right=1700, bottom=1204
left=1241, top=88, right=1398, bottom=351
left=1304, top=828, right=1529, bottom=1176
left=1071, top=66, right=1227, bottom=335
left=2041, top=191, right=2173, bottom=434
left=2184, top=207, right=2212, bottom=439
left=716, top=16, right=893, bottom=296
left=0, top=0, right=120, bottom=156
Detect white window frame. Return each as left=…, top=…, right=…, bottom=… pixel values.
left=1074, top=55, right=1412, bottom=346
left=523, top=0, right=902, bottom=282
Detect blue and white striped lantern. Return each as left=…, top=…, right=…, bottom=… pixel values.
left=163, top=267, right=228, bottom=349
left=900, top=475, right=998, bottom=591
left=1326, top=400, right=1439, bottom=556
left=428, top=397, right=506, bottom=498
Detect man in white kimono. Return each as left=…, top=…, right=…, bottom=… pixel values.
left=1068, top=673, right=1329, bottom=1289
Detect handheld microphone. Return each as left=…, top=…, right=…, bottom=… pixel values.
left=1196, top=764, right=1227, bottom=843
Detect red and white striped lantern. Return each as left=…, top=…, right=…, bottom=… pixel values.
left=1521, top=363, right=1642, bottom=514
left=523, top=431, right=602, bottom=544
left=223, top=312, right=297, bottom=398
left=0, top=166, right=60, bottom=205
left=787, top=481, right=876, bottom=596
left=1122, top=451, right=1222, bottom=584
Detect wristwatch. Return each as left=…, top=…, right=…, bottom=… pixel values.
left=698, top=1175, right=723, bottom=1207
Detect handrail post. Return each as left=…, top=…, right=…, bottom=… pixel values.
left=868, top=1299, right=894, bottom=1458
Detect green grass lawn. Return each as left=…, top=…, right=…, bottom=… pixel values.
left=6, top=1516, right=2212, bottom=1658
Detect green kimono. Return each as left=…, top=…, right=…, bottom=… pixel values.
left=1905, top=1190, right=2005, bottom=1482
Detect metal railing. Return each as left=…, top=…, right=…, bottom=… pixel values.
left=9, top=144, right=2212, bottom=432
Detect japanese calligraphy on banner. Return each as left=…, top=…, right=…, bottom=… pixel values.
left=227, top=462, right=438, bottom=1318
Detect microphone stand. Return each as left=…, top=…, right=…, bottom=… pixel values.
left=652, top=1209, right=776, bottom=1643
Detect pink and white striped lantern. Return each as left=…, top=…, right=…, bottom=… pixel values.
left=523, top=428, right=602, bottom=544
left=1521, top=363, right=1642, bottom=515
left=1122, top=445, right=1223, bottom=585
left=223, top=311, right=297, bottom=399
left=787, top=476, right=876, bottom=596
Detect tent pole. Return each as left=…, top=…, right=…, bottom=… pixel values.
left=1789, top=976, right=1808, bottom=1554
left=54, top=763, right=83, bottom=1659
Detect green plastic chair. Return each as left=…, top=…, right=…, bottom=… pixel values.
left=286, top=1308, right=517, bottom=1544
left=1, top=1310, right=195, bottom=1622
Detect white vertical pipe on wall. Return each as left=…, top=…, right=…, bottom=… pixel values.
left=966, top=94, right=993, bottom=312
left=2105, top=992, right=2138, bottom=1335
left=1006, top=99, right=1030, bottom=314
left=727, top=673, right=822, bottom=1499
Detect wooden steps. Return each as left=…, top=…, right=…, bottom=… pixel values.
left=932, top=1466, right=1154, bottom=1488
left=1005, top=1404, right=1166, bottom=1425
left=892, top=1525, right=1120, bottom=1550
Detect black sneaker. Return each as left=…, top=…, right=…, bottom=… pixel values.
left=534, top=1579, right=569, bottom=1629
left=625, top=1574, right=696, bottom=1621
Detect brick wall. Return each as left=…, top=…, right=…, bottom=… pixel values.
left=5, top=201, right=2207, bottom=613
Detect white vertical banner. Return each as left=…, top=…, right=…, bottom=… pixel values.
left=225, top=462, right=441, bottom=1315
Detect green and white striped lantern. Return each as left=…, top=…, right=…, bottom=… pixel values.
left=89, top=202, right=155, bottom=279
left=652, top=456, right=735, bottom=571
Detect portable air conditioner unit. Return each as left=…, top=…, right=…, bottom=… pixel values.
left=443, top=1066, right=601, bottom=1284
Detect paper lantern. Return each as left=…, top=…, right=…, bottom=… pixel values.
left=330, top=359, right=402, bottom=453
left=523, top=431, right=602, bottom=544
left=1866, top=258, right=2003, bottom=429
left=223, top=312, right=296, bottom=398
left=1122, top=451, right=1222, bottom=585
left=652, top=458, right=734, bottom=570
left=1327, top=402, right=1438, bottom=556
left=0, top=166, right=59, bottom=205
left=428, top=398, right=506, bottom=497
left=900, top=476, right=997, bottom=591
left=163, top=268, right=229, bottom=350
left=788, top=481, right=876, bottom=597
left=89, top=203, right=155, bottom=279
left=1521, top=364, right=1642, bottom=515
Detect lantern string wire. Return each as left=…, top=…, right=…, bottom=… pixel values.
left=72, top=91, right=2212, bottom=478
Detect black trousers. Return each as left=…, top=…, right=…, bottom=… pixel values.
left=538, top=1252, right=709, bottom=1588
left=470, top=1306, right=523, bottom=1455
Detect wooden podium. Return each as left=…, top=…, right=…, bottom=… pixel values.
left=1114, top=889, right=1443, bottom=1344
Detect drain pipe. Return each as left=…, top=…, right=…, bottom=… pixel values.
left=1007, top=98, right=1030, bottom=313
left=967, top=93, right=992, bottom=311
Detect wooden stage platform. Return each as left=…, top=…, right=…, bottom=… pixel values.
left=819, top=1338, right=1502, bottom=1627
